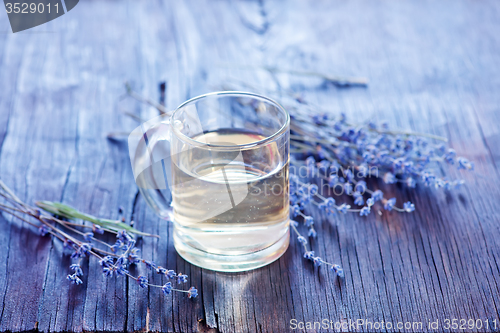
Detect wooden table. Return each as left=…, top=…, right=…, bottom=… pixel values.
left=0, top=1, right=499, bottom=332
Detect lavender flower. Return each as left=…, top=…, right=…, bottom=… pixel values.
left=92, top=224, right=104, bottom=235
left=360, top=206, right=370, bottom=216
left=38, top=225, right=50, bottom=236
left=383, top=172, right=396, bottom=184
left=67, top=274, right=83, bottom=285
left=143, top=260, right=157, bottom=270
left=337, top=204, right=351, bottom=214
left=371, top=190, right=384, bottom=202
left=384, top=198, right=397, bottom=211
left=329, top=175, right=339, bottom=187
left=102, top=266, right=115, bottom=277
left=457, top=157, right=474, bottom=170
left=304, top=251, right=315, bottom=260
left=116, top=264, right=128, bottom=276
left=313, top=257, right=322, bottom=267
left=110, top=240, right=122, bottom=253
left=404, top=201, right=415, bottom=212
left=353, top=192, right=364, bottom=206
left=331, top=264, right=344, bottom=278
left=355, top=181, right=367, bottom=193
left=70, top=263, right=83, bottom=276
left=188, top=287, right=198, bottom=298
left=71, top=243, right=91, bottom=259
left=162, top=282, right=172, bottom=295
left=83, top=232, right=94, bottom=242
left=156, top=266, right=167, bottom=275
left=99, top=256, right=114, bottom=267
left=309, top=184, right=318, bottom=195
left=165, top=270, right=176, bottom=279
left=177, top=273, right=188, bottom=284
left=116, top=230, right=132, bottom=243
left=137, top=276, right=148, bottom=288
left=344, top=183, right=353, bottom=195
left=406, top=177, right=416, bottom=188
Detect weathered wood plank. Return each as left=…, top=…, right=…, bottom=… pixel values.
left=0, top=0, right=499, bottom=332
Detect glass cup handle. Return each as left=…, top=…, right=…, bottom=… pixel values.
left=128, top=114, right=172, bottom=192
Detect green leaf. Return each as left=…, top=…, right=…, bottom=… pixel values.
left=35, top=201, right=159, bottom=238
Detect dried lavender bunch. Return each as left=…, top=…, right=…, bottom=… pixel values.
left=0, top=180, right=198, bottom=299
left=122, top=83, right=474, bottom=281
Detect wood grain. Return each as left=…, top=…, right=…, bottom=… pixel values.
left=0, top=0, right=499, bottom=332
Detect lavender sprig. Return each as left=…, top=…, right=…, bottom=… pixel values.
left=290, top=220, right=344, bottom=278
left=0, top=180, right=197, bottom=299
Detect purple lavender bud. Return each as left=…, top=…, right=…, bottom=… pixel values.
left=116, top=265, right=128, bottom=276
left=156, top=266, right=167, bottom=275
left=70, top=263, right=83, bottom=276
left=92, top=225, right=104, bottom=234
left=127, top=253, right=140, bottom=265
left=457, top=157, right=473, bottom=170
left=99, top=256, right=114, bottom=267
left=344, top=169, right=354, bottom=182
left=328, top=174, right=339, bottom=187
left=303, top=251, right=315, bottom=260
left=304, top=216, right=314, bottom=227
left=313, top=257, right=322, bottom=267
left=444, top=149, right=456, bottom=164
left=188, top=286, right=198, bottom=298
left=337, top=204, right=350, bottom=214
left=422, top=172, right=436, bottom=186
left=344, top=183, right=353, bottom=195
left=162, top=282, right=173, bottom=295
left=143, top=260, right=157, bottom=270
left=360, top=206, right=370, bottom=216
left=177, top=273, right=188, bottom=284
left=406, top=177, right=416, bottom=188
left=116, top=230, right=132, bottom=243
left=83, top=232, right=94, bottom=242
left=165, top=270, right=176, bottom=279
left=291, top=205, right=301, bottom=217
left=371, top=190, right=383, bottom=202
left=325, top=197, right=335, bottom=207
left=403, top=201, right=415, bottom=213
left=305, top=156, right=315, bottom=166
left=331, top=264, right=344, bottom=278
left=297, top=236, right=307, bottom=245
left=102, top=266, right=114, bottom=277
left=67, top=274, right=83, bottom=285
left=383, top=172, right=396, bottom=184
left=38, top=225, right=50, bottom=236
left=309, top=184, right=318, bottom=195
left=355, top=181, right=367, bottom=193
left=384, top=198, right=396, bottom=211
left=353, top=192, right=364, bottom=206
left=137, top=276, right=148, bottom=288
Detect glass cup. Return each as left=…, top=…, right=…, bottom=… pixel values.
left=128, top=92, right=290, bottom=272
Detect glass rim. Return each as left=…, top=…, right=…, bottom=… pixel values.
left=171, top=91, right=290, bottom=150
